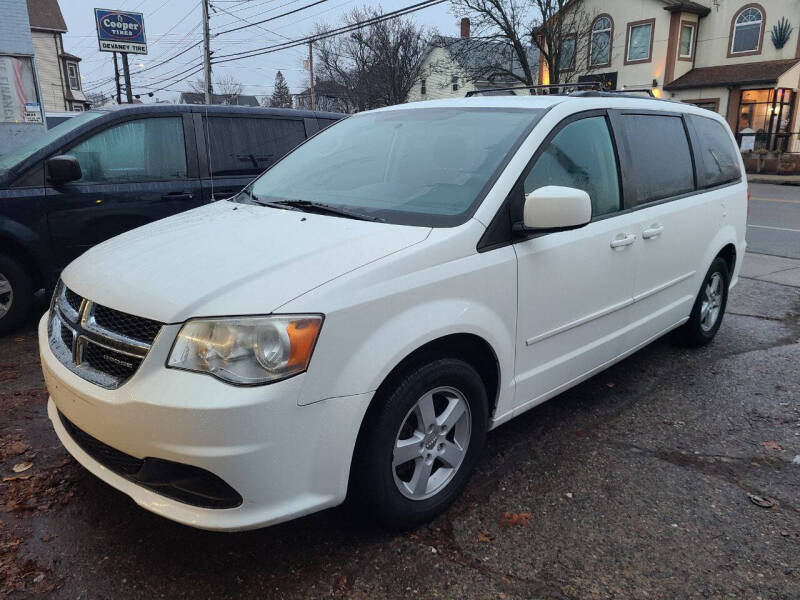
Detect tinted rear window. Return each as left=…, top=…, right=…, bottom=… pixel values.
left=207, top=117, right=306, bottom=176
left=619, top=114, right=694, bottom=207
left=689, top=115, right=741, bottom=188
left=319, top=118, right=340, bottom=129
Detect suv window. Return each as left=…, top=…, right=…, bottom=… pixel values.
left=618, top=114, right=694, bottom=206
left=69, top=117, right=187, bottom=183
left=523, top=116, right=621, bottom=217
left=207, top=117, right=305, bottom=176
left=689, top=115, right=741, bottom=188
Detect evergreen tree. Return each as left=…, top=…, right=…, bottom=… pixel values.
left=269, top=71, right=292, bottom=108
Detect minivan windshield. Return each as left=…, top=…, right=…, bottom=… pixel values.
left=244, top=107, right=543, bottom=226
left=0, top=110, right=104, bottom=172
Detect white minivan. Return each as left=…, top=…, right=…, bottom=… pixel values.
left=40, top=94, right=747, bottom=531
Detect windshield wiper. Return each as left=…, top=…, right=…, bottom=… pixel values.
left=261, top=199, right=385, bottom=222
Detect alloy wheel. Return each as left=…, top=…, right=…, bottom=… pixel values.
left=700, top=272, right=723, bottom=332
left=392, top=386, right=471, bottom=500
left=0, top=272, right=12, bottom=319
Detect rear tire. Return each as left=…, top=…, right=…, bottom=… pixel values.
left=681, top=257, right=729, bottom=347
left=352, top=358, right=488, bottom=530
left=0, top=254, right=33, bottom=335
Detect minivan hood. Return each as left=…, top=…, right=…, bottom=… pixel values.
left=62, top=201, right=430, bottom=322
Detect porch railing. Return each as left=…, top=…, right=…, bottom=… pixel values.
left=736, top=132, right=800, bottom=154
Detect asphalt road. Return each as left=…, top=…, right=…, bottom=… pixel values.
left=1, top=194, right=799, bottom=598
left=748, top=183, right=800, bottom=259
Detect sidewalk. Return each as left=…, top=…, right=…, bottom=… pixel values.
left=747, top=173, right=800, bottom=186
left=740, top=251, right=800, bottom=287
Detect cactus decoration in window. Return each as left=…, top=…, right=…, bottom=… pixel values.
left=771, top=17, right=793, bottom=49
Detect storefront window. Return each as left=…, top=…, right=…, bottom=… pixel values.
left=738, top=88, right=795, bottom=152
left=0, top=55, right=42, bottom=124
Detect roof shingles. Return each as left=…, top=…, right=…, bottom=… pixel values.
left=26, top=0, right=67, bottom=32
left=664, top=59, right=800, bottom=90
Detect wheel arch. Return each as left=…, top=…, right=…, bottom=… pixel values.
left=346, top=332, right=500, bottom=500
left=372, top=333, right=500, bottom=421
left=0, top=231, right=47, bottom=291
left=700, top=226, right=741, bottom=289
left=716, top=243, right=737, bottom=275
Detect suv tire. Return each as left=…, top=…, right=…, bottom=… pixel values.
left=353, top=358, right=488, bottom=529
left=681, top=257, right=729, bottom=347
left=0, top=254, right=33, bottom=335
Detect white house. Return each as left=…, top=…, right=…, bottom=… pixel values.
left=408, top=18, right=540, bottom=102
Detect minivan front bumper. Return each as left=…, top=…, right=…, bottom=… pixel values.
left=39, top=314, right=372, bottom=531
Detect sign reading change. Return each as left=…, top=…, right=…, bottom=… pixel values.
left=94, top=8, right=147, bottom=54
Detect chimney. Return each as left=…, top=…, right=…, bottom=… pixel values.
left=460, top=17, right=470, bottom=39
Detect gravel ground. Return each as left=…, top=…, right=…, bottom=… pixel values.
left=1, top=255, right=799, bottom=599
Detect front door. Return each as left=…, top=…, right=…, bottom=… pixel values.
left=45, top=115, right=203, bottom=266
left=513, top=113, right=639, bottom=413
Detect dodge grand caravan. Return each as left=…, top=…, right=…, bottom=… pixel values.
left=39, top=95, right=746, bottom=530
left=0, top=104, right=342, bottom=333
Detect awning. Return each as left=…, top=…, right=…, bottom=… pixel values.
left=664, top=59, right=800, bottom=91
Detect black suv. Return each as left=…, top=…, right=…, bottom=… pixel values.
left=0, top=104, right=343, bottom=333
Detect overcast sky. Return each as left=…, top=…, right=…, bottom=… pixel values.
left=61, top=0, right=458, bottom=103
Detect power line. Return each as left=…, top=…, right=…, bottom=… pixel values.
left=213, top=0, right=326, bottom=36
left=211, top=0, right=446, bottom=64
left=211, top=1, right=293, bottom=41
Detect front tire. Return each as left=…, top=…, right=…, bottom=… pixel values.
left=681, top=257, right=729, bottom=347
left=353, top=358, right=488, bottom=529
left=0, top=254, right=33, bottom=335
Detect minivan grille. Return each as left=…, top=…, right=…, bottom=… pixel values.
left=48, top=281, right=163, bottom=389
left=93, top=303, right=162, bottom=344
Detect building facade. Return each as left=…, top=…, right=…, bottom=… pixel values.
left=0, top=0, right=45, bottom=155
left=541, top=0, right=800, bottom=156
left=28, top=0, right=89, bottom=113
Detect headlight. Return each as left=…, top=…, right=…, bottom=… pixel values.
left=167, top=315, right=323, bottom=385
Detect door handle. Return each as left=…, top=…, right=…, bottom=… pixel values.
left=610, top=233, right=637, bottom=249
left=642, top=224, right=664, bottom=239
left=161, top=192, right=194, bottom=201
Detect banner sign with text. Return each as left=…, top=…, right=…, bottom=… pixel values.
left=94, top=8, right=147, bottom=54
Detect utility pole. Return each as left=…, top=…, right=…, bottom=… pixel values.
left=113, top=52, right=122, bottom=104
left=308, top=41, right=315, bottom=110
left=202, top=0, right=213, bottom=104
left=121, top=52, right=133, bottom=103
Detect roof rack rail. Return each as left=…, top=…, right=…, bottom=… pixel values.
left=465, top=83, right=656, bottom=98
left=465, top=83, right=599, bottom=97
left=568, top=88, right=655, bottom=98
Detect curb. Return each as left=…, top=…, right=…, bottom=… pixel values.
left=747, top=177, right=800, bottom=186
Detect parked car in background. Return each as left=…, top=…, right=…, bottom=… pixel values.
left=45, top=112, right=83, bottom=130
left=0, top=104, right=343, bottom=332
left=40, top=95, right=746, bottom=531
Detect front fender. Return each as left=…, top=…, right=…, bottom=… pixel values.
left=292, top=241, right=518, bottom=421
left=0, top=213, right=53, bottom=287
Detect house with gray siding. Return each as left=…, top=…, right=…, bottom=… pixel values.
left=0, top=0, right=45, bottom=155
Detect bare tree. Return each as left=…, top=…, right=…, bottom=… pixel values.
left=530, top=0, right=598, bottom=85
left=188, top=74, right=245, bottom=102
left=314, top=7, right=431, bottom=111
left=449, top=0, right=604, bottom=88
left=215, top=73, right=244, bottom=97
left=447, top=1, right=538, bottom=86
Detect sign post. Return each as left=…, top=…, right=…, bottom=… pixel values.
left=94, top=8, right=147, bottom=103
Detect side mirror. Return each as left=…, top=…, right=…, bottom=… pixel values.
left=522, top=185, right=592, bottom=231
left=46, top=155, right=82, bottom=185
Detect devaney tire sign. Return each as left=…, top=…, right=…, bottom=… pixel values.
left=94, top=8, right=147, bottom=54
